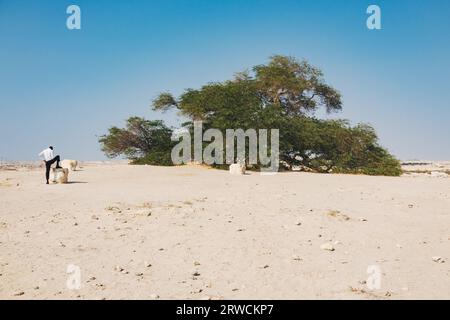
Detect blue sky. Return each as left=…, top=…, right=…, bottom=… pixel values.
left=1, top=0, right=449, bottom=161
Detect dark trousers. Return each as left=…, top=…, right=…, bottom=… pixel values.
left=45, top=155, right=61, bottom=182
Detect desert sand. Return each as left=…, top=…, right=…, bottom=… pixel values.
left=0, top=162, right=449, bottom=300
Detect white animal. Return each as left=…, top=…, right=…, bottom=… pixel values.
left=229, top=163, right=246, bottom=175
left=61, top=159, right=78, bottom=171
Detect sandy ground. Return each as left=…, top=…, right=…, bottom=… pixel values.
left=0, top=163, right=449, bottom=300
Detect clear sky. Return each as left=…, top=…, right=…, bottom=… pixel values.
left=1, top=0, right=449, bottom=161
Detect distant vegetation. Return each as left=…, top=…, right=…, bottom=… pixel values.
left=99, top=55, right=402, bottom=176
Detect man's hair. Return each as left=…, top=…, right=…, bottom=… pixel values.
left=49, top=146, right=54, bottom=150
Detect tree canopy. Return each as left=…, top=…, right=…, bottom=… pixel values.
left=99, top=117, right=175, bottom=166
left=153, top=55, right=342, bottom=118
left=100, top=55, right=401, bottom=176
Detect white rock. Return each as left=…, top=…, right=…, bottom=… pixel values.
left=52, top=168, right=69, bottom=184
left=229, top=163, right=246, bottom=175
left=61, top=159, right=78, bottom=171
left=432, top=256, right=445, bottom=263
left=320, top=243, right=335, bottom=251
left=430, top=171, right=448, bottom=178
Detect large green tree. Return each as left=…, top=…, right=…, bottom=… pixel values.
left=100, top=55, right=401, bottom=176
left=152, top=55, right=401, bottom=175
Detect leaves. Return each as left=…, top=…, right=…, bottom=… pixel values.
left=101, top=55, right=400, bottom=176
left=99, top=117, right=174, bottom=163
left=253, top=55, right=342, bottom=115
left=152, top=92, right=178, bottom=112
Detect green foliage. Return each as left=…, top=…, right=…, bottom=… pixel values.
left=101, top=55, right=401, bottom=176
left=153, top=55, right=342, bottom=118
left=131, top=151, right=174, bottom=166
left=152, top=92, right=178, bottom=112
left=253, top=55, right=342, bottom=115
left=279, top=118, right=401, bottom=176
left=99, top=117, right=174, bottom=165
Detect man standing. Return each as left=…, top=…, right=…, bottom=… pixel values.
left=38, top=146, right=62, bottom=184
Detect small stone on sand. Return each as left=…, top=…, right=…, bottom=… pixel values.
left=432, top=256, right=445, bottom=263
left=320, top=243, right=335, bottom=251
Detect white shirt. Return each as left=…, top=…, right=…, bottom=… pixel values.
left=38, top=148, right=54, bottom=162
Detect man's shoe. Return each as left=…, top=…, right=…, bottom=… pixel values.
left=56, top=165, right=62, bottom=169
left=46, top=181, right=49, bottom=185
